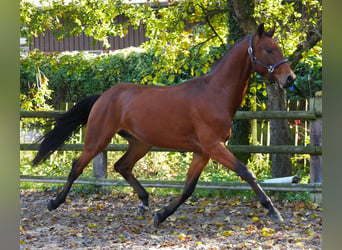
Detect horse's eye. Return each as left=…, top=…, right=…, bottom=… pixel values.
left=265, top=47, right=273, bottom=54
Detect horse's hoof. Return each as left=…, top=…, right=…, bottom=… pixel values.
left=153, top=214, right=161, bottom=228
left=138, top=203, right=149, bottom=215
left=47, top=200, right=56, bottom=211
left=268, top=209, right=284, bottom=222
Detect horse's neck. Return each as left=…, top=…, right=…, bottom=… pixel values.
left=209, top=37, right=251, bottom=88
left=207, top=37, right=252, bottom=111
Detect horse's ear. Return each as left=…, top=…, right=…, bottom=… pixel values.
left=256, top=23, right=265, bottom=37
left=266, top=26, right=275, bottom=37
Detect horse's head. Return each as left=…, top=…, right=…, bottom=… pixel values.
left=249, top=23, right=296, bottom=88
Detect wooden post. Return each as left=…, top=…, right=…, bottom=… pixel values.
left=93, top=151, right=108, bottom=179
left=309, top=91, right=322, bottom=203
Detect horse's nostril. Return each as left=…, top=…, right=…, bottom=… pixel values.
left=282, top=74, right=296, bottom=89
left=287, top=74, right=296, bottom=84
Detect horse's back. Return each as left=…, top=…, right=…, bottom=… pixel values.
left=91, top=82, right=203, bottom=151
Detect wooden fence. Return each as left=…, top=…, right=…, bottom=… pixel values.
left=20, top=95, right=322, bottom=200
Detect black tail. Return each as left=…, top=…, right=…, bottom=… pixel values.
left=32, top=94, right=101, bottom=166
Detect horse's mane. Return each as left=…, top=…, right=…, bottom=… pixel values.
left=207, top=36, right=249, bottom=75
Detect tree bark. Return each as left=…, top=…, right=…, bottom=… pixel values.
left=266, top=84, right=293, bottom=177
left=230, top=0, right=257, bottom=34
left=226, top=0, right=251, bottom=164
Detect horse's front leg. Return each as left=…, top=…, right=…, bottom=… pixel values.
left=206, top=142, right=283, bottom=222
left=153, top=153, right=209, bottom=227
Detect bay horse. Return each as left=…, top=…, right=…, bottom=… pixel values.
left=33, top=24, right=296, bottom=227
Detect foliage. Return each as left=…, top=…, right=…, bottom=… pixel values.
left=20, top=46, right=321, bottom=108
left=288, top=43, right=322, bottom=99
left=254, top=0, right=321, bottom=57
left=20, top=45, right=229, bottom=106
left=21, top=0, right=129, bottom=48
left=20, top=48, right=157, bottom=106
left=20, top=65, right=53, bottom=111
left=20, top=0, right=322, bottom=99
left=128, top=0, right=229, bottom=84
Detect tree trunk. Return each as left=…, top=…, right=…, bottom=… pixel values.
left=230, top=0, right=257, bottom=34
left=229, top=105, right=251, bottom=165
left=267, top=84, right=293, bottom=177
left=226, top=0, right=251, bottom=165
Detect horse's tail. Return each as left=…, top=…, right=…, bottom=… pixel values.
left=32, top=94, right=101, bottom=166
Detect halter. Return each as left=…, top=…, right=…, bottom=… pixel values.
left=248, top=34, right=287, bottom=79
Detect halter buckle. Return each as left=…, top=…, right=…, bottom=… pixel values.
left=267, top=66, right=274, bottom=73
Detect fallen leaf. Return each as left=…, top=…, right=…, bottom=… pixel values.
left=307, top=228, right=314, bottom=236
left=311, top=213, right=319, bottom=219
left=261, top=227, right=275, bottom=233
left=222, top=230, right=233, bottom=237
left=296, top=242, right=304, bottom=247
left=224, top=216, right=230, bottom=222
left=262, top=231, right=272, bottom=237
left=201, top=223, right=209, bottom=229
left=178, top=233, right=186, bottom=240
left=251, top=217, right=259, bottom=222
left=169, top=215, right=177, bottom=222
left=194, top=208, right=204, bottom=214
left=87, top=223, right=97, bottom=228
left=72, top=213, right=80, bottom=218
left=215, top=220, right=224, bottom=227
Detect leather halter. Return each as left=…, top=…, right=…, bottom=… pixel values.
left=248, top=34, right=287, bottom=79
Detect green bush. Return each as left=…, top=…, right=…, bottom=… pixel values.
left=20, top=45, right=321, bottom=108
left=20, top=44, right=231, bottom=108
left=20, top=48, right=158, bottom=108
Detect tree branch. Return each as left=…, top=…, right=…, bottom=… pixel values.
left=288, top=18, right=322, bottom=69
left=198, top=3, right=226, bottom=48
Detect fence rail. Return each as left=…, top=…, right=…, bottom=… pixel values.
left=20, top=110, right=322, bottom=120
left=20, top=175, right=322, bottom=193
left=20, top=143, right=322, bottom=155
left=20, top=95, right=322, bottom=200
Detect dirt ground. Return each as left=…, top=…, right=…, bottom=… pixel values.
left=20, top=189, right=322, bottom=249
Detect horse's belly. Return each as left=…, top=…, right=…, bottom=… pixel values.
left=120, top=109, right=200, bottom=152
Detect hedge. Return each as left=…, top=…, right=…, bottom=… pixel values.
left=20, top=48, right=163, bottom=107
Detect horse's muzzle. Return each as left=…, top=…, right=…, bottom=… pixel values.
left=280, top=73, right=296, bottom=89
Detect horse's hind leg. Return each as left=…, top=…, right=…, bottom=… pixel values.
left=47, top=121, right=117, bottom=211
left=114, top=136, right=151, bottom=214
left=153, top=153, right=209, bottom=227
left=47, top=150, right=97, bottom=211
